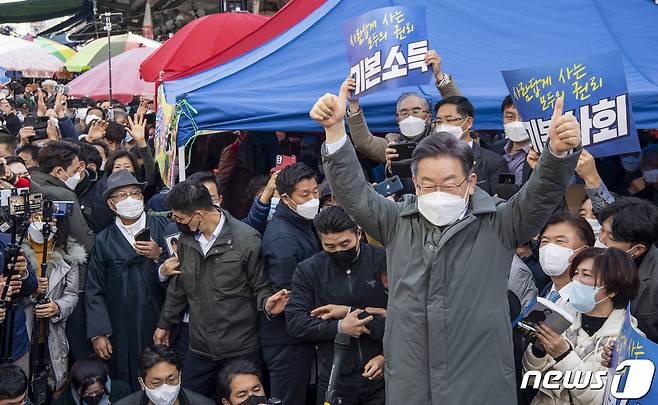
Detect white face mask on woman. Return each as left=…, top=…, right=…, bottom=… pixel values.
left=28, top=221, right=57, bottom=244
left=417, top=184, right=470, bottom=227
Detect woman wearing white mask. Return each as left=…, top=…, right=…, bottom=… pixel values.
left=537, top=213, right=595, bottom=313
left=523, top=247, right=641, bottom=405
left=114, top=345, right=213, bottom=405
left=23, top=211, right=85, bottom=391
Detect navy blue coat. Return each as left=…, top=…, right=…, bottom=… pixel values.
left=260, top=202, right=319, bottom=346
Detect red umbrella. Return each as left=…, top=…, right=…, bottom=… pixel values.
left=140, top=12, right=269, bottom=83
left=68, top=47, right=156, bottom=103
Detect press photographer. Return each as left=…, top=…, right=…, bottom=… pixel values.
left=0, top=189, right=38, bottom=375
left=23, top=199, right=84, bottom=395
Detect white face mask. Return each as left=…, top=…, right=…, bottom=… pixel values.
left=503, top=121, right=529, bottom=142
left=28, top=221, right=57, bottom=244
left=114, top=196, right=144, bottom=219
left=142, top=382, right=180, bottom=405
left=643, top=169, right=658, bottom=184
left=0, top=89, right=9, bottom=98
left=539, top=243, right=574, bottom=277
left=292, top=197, right=319, bottom=220
left=100, top=160, right=106, bottom=171
left=586, top=218, right=601, bottom=238
left=63, top=170, right=82, bottom=190
left=416, top=184, right=470, bottom=226
left=76, top=108, right=89, bottom=120
left=398, top=116, right=427, bottom=139
left=85, top=114, right=102, bottom=125
left=434, top=123, right=464, bottom=140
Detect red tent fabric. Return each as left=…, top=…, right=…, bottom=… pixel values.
left=69, top=47, right=156, bottom=103
left=139, top=13, right=269, bottom=82
left=153, top=0, right=327, bottom=81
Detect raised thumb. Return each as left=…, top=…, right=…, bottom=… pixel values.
left=551, top=95, right=564, bottom=123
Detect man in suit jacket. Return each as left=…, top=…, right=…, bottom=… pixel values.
left=500, top=95, right=533, bottom=186
left=433, top=96, right=508, bottom=196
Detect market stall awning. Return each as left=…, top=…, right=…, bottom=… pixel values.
left=0, top=0, right=88, bottom=23
left=166, top=0, right=658, bottom=146
left=139, top=12, right=269, bottom=83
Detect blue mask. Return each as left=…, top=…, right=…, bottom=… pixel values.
left=563, top=280, right=607, bottom=313
left=620, top=155, right=641, bottom=172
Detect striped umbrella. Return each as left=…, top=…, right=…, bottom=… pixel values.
left=65, top=33, right=160, bottom=73
left=30, top=37, right=77, bottom=62
left=0, top=34, right=63, bottom=78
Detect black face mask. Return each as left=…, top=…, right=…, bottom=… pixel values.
left=82, top=391, right=104, bottom=405
left=176, top=213, right=197, bottom=235
left=236, top=395, right=267, bottom=405
left=327, top=245, right=359, bottom=269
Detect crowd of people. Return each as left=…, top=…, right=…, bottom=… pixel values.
left=0, top=48, right=657, bottom=405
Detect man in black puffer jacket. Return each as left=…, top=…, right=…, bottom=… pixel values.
left=286, top=206, right=388, bottom=405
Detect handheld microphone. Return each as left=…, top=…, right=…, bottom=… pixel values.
left=324, top=332, right=351, bottom=405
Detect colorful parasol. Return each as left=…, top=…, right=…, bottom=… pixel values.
left=65, top=33, right=160, bottom=73
left=29, top=36, right=77, bottom=62
left=0, top=34, right=64, bottom=78
left=67, top=47, right=157, bottom=103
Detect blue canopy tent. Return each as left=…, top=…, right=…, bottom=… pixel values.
left=165, top=0, right=658, bottom=148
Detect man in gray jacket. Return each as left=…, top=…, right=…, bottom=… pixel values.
left=309, top=85, right=582, bottom=404
left=345, top=50, right=461, bottom=162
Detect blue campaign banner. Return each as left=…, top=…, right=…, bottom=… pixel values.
left=343, top=6, right=432, bottom=98
left=603, top=306, right=658, bottom=404
left=502, top=50, right=641, bottom=158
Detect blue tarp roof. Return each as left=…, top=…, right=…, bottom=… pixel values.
left=166, top=0, right=658, bottom=147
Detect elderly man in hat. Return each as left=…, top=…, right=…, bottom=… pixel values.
left=85, top=169, right=170, bottom=390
